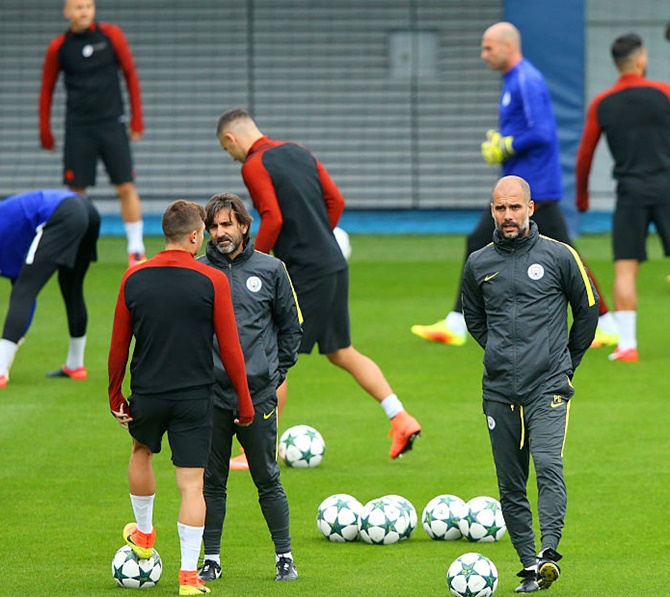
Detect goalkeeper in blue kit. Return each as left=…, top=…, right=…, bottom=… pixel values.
left=411, top=21, right=618, bottom=349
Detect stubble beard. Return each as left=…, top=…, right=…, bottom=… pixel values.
left=212, top=237, right=238, bottom=255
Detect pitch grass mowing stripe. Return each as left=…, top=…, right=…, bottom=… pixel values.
left=0, top=234, right=668, bottom=596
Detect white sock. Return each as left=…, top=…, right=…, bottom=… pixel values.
left=597, top=312, right=619, bottom=335
left=276, top=551, right=293, bottom=562
left=445, top=310, right=467, bottom=334
left=178, top=522, right=204, bottom=572
left=65, top=335, right=86, bottom=370
left=203, top=554, right=221, bottom=565
left=380, top=394, right=403, bottom=419
left=0, top=339, right=19, bottom=377
left=614, top=311, right=637, bottom=350
left=124, top=220, right=145, bottom=255
left=130, top=494, right=155, bottom=534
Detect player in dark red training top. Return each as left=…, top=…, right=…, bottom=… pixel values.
left=575, top=33, right=670, bottom=363
left=108, top=200, right=253, bottom=595
left=40, top=0, right=146, bottom=268
left=216, top=108, right=422, bottom=460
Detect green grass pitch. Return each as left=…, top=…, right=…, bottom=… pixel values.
left=0, top=234, right=668, bottom=595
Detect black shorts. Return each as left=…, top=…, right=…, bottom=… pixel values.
left=294, top=269, right=351, bottom=354
left=612, top=203, right=670, bottom=261
left=128, top=387, right=213, bottom=468
left=28, top=195, right=99, bottom=269
left=63, top=121, right=134, bottom=187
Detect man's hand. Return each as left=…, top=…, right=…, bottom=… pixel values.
left=40, top=129, right=55, bottom=151
left=235, top=405, right=255, bottom=427
left=481, top=129, right=515, bottom=165
left=110, top=394, right=132, bottom=429
left=575, top=192, right=589, bottom=213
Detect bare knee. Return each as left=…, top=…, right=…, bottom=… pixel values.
left=131, top=440, right=153, bottom=461
left=326, top=346, right=355, bottom=367
left=115, top=182, right=137, bottom=201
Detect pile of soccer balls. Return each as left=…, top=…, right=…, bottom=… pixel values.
left=316, top=493, right=417, bottom=545
left=111, top=545, right=162, bottom=589
left=316, top=492, right=504, bottom=596
left=423, top=494, right=506, bottom=543
left=316, top=492, right=504, bottom=545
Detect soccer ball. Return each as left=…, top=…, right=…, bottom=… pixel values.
left=333, top=226, right=352, bottom=260
left=316, top=493, right=363, bottom=542
left=447, top=552, right=499, bottom=597
left=383, top=494, right=417, bottom=539
left=459, top=496, right=507, bottom=543
left=422, top=494, right=468, bottom=540
left=358, top=497, right=408, bottom=545
left=111, top=545, right=162, bottom=589
left=278, top=424, right=325, bottom=468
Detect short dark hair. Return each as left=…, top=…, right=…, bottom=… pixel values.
left=611, top=33, right=643, bottom=68
left=162, top=200, right=205, bottom=242
left=204, top=192, right=253, bottom=246
left=216, top=108, right=252, bottom=137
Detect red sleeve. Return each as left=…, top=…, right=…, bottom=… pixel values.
left=316, top=160, right=345, bottom=228
left=39, top=35, right=65, bottom=149
left=648, top=79, right=670, bottom=102
left=211, top=275, right=254, bottom=422
left=101, top=23, right=144, bottom=135
left=241, top=158, right=283, bottom=254
left=575, top=99, right=603, bottom=212
left=107, top=279, right=133, bottom=410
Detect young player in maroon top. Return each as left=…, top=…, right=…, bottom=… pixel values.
left=108, top=200, right=253, bottom=596
left=575, top=33, right=670, bottom=362
left=216, top=108, right=421, bottom=460
left=40, top=0, right=146, bottom=268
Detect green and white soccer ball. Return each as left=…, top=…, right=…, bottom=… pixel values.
left=358, top=497, right=408, bottom=545
left=316, top=493, right=363, bottom=542
left=111, top=545, right=162, bottom=589
left=382, top=494, right=417, bottom=539
left=447, top=552, right=498, bottom=597
left=422, top=494, right=468, bottom=540
left=279, top=424, right=325, bottom=468
left=459, top=496, right=507, bottom=543
left=333, top=226, right=352, bottom=260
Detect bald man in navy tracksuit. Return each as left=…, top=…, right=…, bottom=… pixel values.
left=462, top=176, right=599, bottom=593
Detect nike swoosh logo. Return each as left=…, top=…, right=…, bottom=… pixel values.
left=263, top=408, right=276, bottom=420
left=484, top=272, right=499, bottom=282
left=550, top=400, right=563, bottom=408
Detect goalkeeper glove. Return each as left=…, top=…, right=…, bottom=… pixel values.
left=481, top=129, right=515, bottom=165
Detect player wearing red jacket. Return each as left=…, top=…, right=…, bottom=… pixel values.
left=575, top=33, right=670, bottom=363
left=108, top=200, right=253, bottom=596
left=40, top=0, right=146, bottom=268
left=216, top=108, right=421, bottom=460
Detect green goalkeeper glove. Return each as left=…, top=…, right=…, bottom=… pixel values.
left=481, top=129, right=515, bottom=165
